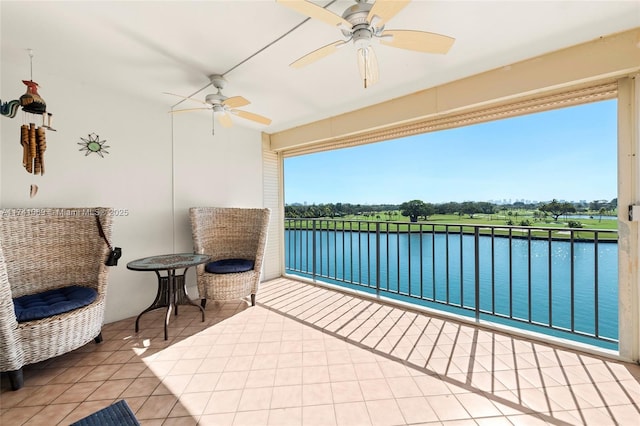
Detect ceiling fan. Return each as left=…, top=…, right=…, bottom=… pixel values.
left=277, top=0, right=455, bottom=88
left=166, top=74, right=272, bottom=134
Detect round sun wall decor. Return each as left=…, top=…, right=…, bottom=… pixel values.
left=78, top=133, right=110, bottom=157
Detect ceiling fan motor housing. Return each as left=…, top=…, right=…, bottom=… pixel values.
left=341, top=1, right=375, bottom=37
left=205, top=75, right=228, bottom=106
left=205, top=93, right=226, bottom=106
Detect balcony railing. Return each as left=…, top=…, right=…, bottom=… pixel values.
left=284, top=218, right=619, bottom=350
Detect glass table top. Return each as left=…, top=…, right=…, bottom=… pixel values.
left=126, top=253, right=210, bottom=271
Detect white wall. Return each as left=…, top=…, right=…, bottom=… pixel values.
left=172, top=111, right=265, bottom=290
left=0, top=65, right=265, bottom=323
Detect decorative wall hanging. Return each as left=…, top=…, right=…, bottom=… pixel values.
left=19, top=50, right=55, bottom=129
left=1, top=99, right=20, bottom=118
left=20, top=79, right=46, bottom=114
left=21, top=123, right=46, bottom=175
left=78, top=133, right=110, bottom=157
left=16, top=49, right=55, bottom=178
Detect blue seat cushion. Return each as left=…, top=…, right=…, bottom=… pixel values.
left=13, top=286, right=98, bottom=323
left=205, top=258, right=254, bottom=274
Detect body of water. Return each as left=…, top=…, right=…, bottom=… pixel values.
left=285, top=229, right=618, bottom=349
left=564, top=214, right=617, bottom=221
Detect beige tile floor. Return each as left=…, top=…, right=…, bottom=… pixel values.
left=1, top=277, right=639, bottom=425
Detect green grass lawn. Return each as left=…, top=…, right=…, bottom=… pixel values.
left=285, top=211, right=619, bottom=240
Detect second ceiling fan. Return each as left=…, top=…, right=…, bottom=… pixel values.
left=278, top=0, right=455, bottom=88
left=166, top=75, right=272, bottom=134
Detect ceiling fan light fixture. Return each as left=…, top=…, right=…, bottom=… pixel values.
left=352, top=26, right=372, bottom=49
left=218, top=112, right=233, bottom=128
left=357, top=45, right=379, bottom=89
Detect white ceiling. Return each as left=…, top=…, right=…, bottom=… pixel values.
left=1, top=1, right=639, bottom=134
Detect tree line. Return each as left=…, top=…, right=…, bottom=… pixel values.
left=285, top=198, right=617, bottom=222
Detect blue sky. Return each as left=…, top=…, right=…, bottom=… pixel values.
left=284, top=99, right=617, bottom=205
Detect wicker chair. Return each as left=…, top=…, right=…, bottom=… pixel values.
left=189, top=207, right=270, bottom=307
left=0, top=208, right=113, bottom=390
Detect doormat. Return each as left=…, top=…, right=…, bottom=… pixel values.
left=70, top=399, right=139, bottom=426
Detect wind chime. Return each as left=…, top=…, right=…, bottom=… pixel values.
left=19, top=49, right=55, bottom=182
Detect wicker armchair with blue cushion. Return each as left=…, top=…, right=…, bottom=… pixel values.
left=0, top=208, right=113, bottom=390
left=189, top=207, right=270, bottom=307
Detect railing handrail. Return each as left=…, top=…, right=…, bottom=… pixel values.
left=284, top=216, right=617, bottom=233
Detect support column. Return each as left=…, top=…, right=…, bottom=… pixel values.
left=617, top=76, right=640, bottom=362
left=262, top=133, right=285, bottom=280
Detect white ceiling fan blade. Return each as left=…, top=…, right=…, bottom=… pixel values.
left=357, top=46, right=379, bottom=89
left=231, top=109, right=272, bottom=126
left=380, top=29, right=455, bottom=54
left=277, top=0, right=351, bottom=29
left=367, top=0, right=410, bottom=28
left=291, top=40, right=348, bottom=68
left=162, top=92, right=207, bottom=105
left=223, top=96, right=250, bottom=108
left=170, top=107, right=211, bottom=114
left=218, top=112, right=233, bottom=128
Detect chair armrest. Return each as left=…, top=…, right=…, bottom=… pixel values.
left=0, top=248, right=22, bottom=371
